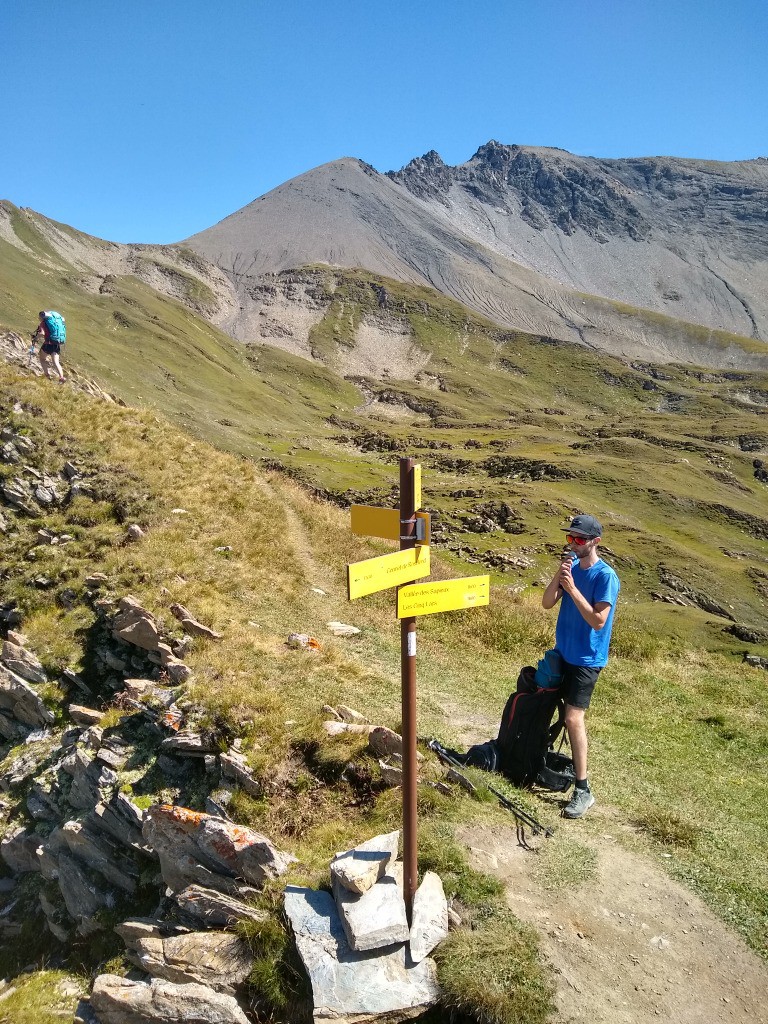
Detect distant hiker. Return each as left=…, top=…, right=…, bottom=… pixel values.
left=31, top=310, right=66, bottom=382
left=542, top=514, right=620, bottom=818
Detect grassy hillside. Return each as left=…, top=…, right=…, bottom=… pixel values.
left=0, top=363, right=765, bottom=1024
left=2, top=205, right=768, bottom=667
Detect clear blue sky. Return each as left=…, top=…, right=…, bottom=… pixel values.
left=4, top=0, right=766, bottom=244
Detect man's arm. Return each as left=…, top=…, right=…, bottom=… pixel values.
left=542, top=569, right=564, bottom=609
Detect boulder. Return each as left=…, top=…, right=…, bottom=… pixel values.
left=117, top=922, right=252, bottom=995
left=0, top=710, right=30, bottom=741
left=409, top=871, right=449, bottom=962
left=174, top=884, right=267, bottom=930
left=323, top=721, right=373, bottom=737
left=96, top=737, right=133, bottom=771
left=56, top=854, right=109, bottom=934
left=49, top=820, right=140, bottom=893
left=0, top=745, right=49, bottom=790
left=89, top=974, right=250, bottom=1024
left=368, top=726, right=403, bottom=758
left=1, top=478, right=38, bottom=515
left=27, top=774, right=64, bottom=820
left=169, top=604, right=223, bottom=640
left=88, top=793, right=149, bottom=853
left=284, top=886, right=439, bottom=1023
left=326, top=622, right=361, bottom=637
left=112, top=597, right=161, bottom=652
left=143, top=805, right=296, bottom=893
left=160, top=732, right=217, bottom=757
left=61, top=748, right=118, bottom=809
left=39, top=890, right=71, bottom=942
left=330, top=830, right=399, bottom=896
left=0, top=742, right=50, bottom=792
left=0, top=664, right=55, bottom=727
left=368, top=729, right=424, bottom=762
left=0, top=826, right=41, bottom=873
left=337, top=704, right=368, bottom=723
left=379, top=759, right=404, bottom=786
left=1, top=640, right=47, bottom=684
left=219, top=750, right=262, bottom=796
left=123, top=678, right=178, bottom=707
left=164, top=659, right=192, bottom=684
left=69, top=705, right=103, bottom=727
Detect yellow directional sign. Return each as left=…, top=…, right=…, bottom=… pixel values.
left=397, top=575, right=490, bottom=618
left=414, top=465, right=422, bottom=511
left=348, top=546, right=431, bottom=600
left=350, top=505, right=430, bottom=544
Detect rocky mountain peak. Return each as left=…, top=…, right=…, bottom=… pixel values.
left=390, top=141, right=650, bottom=240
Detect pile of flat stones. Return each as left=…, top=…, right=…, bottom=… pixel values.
left=285, top=830, right=447, bottom=1023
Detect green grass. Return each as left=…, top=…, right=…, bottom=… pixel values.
left=434, top=908, right=555, bottom=1024
left=0, top=970, right=87, bottom=1024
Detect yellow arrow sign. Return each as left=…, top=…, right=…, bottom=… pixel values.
left=348, top=546, right=431, bottom=600
left=397, top=575, right=490, bottom=618
left=350, top=505, right=430, bottom=544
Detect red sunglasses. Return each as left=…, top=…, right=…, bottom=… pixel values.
left=566, top=534, right=593, bottom=545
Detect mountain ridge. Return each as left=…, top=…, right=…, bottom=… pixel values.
left=185, top=143, right=768, bottom=369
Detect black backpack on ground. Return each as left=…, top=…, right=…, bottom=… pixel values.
left=436, top=666, right=574, bottom=790
left=495, top=666, right=567, bottom=786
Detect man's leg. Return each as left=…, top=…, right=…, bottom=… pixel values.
left=37, top=350, right=51, bottom=378
left=51, top=353, right=65, bottom=381
left=562, top=665, right=599, bottom=818
left=565, top=704, right=588, bottom=780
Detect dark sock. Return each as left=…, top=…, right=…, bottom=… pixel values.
left=575, top=778, right=589, bottom=791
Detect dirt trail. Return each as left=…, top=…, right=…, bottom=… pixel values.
left=458, top=813, right=768, bottom=1024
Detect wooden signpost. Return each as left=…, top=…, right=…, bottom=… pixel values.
left=346, top=457, right=490, bottom=916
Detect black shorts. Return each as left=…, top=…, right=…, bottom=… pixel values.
left=41, top=340, right=61, bottom=354
left=560, top=662, right=601, bottom=709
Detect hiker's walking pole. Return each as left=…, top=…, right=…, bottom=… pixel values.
left=399, top=456, right=418, bottom=920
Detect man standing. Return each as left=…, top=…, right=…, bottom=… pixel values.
left=542, top=514, right=620, bottom=818
left=31, top=311, right=66, bottom=383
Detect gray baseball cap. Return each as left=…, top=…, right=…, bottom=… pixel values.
left=563, top=514, right=603, bottom=538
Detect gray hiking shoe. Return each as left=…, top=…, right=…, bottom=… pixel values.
left=563, top=787, right=595, bottom=819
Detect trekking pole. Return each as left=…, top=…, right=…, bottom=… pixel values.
left=427, top=739, right=553, bottom=838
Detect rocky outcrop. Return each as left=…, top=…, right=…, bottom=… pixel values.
left=0, top=663, right=55, bottom=727
left=143, top=804, right=297, bottom=893
left=0, top=609, right=300, bottom=1023
left=654, top=567, right=736, bottom=620
left=88, top=974, right=250, bottom=1024
left=117, top=921, right=253, bottom=995
left=286, top=884, right=440, bottom=1023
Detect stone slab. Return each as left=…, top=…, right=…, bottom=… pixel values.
left=333, top=869, right=410, bottom=952
left=330, top=830, right=399, bottom=896
left=409, top=871, right=448, bottom=962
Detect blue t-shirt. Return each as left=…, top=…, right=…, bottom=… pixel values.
left=555, top=558, right=620, bottom=668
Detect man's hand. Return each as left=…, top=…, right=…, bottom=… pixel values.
left=559, top=557, right=576, bottom=594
